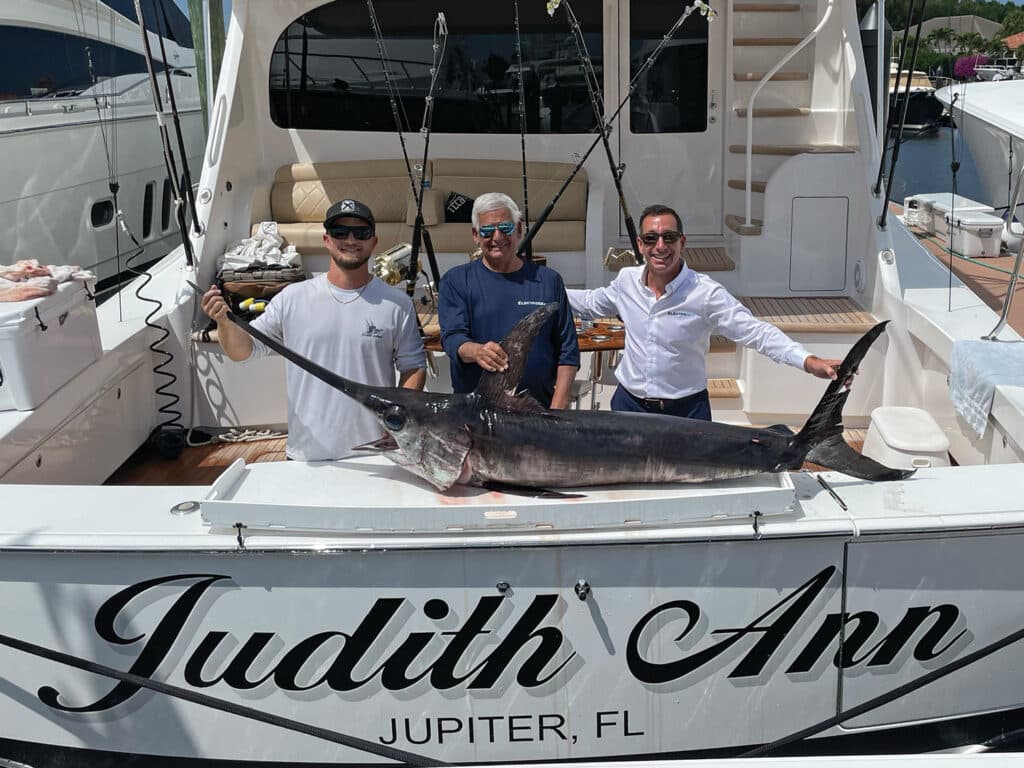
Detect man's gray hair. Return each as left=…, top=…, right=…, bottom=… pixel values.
left=472, top=192, right=522, bottom=229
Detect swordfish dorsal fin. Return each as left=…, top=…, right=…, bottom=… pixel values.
left=475, top=302, right=560, bottom=411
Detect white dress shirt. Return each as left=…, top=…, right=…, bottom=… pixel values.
left=567, top=264, right=811, bottom=399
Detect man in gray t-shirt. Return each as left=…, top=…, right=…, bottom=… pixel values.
left=202, top=199, right=426, bottom=461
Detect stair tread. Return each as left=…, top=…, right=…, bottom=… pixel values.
left=728, top=179, right=768, bottom=193
left=735, top=2, right=802, bottom=9
left=734, top=106, right=811, bottom=117
left=734, top=37, right=806, bottom=46
left=735, top=71, right=809, bottom=81
left=725, top=214, right=763, bottom=236
left=729, top=143, right=855, bottom=155
left=708, top=378, right=742, bottom=399
left=685, top=246, right=735, bottom=272
left=741, top=296, right=877, bottom=333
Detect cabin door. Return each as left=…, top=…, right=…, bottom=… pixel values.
left=613, top=0, right=725, bottom=238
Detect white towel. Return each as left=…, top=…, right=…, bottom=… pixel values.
left=949, top=340, right=1024, bottom=437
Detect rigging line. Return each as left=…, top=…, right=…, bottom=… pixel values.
left=514, top=0, right=532, bottom=258
left=0, top=630, right=441, bottom=767
left=742, top=623, right=1024, bottom=758
left=519, top=1, right=714, bottom=258
left=153, top=0, right=202, bottom=235
left=405, top=12, right=447, bottom=299
left=559, top=0, right=641, bottom=261
left=132, top=0, right=195, bottom=267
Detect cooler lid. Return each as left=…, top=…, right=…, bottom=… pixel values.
left=926, top=193, right=994, bottom=215
left=870, top=406, right=950, bottom=453
left=944, top=210, right=1005, bottom=227
left=0, top=281, right=90, bottom=335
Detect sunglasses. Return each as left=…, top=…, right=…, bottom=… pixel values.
left=327, top=224, right=374, bottom=241
left=477, top=220, right=517, bottom=238
left=640, top=231, right=682, bottom=246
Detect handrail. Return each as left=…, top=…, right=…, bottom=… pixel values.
left=983, top=160, right=1024, bottom=340
left=745, top=0, right=835, bottom=226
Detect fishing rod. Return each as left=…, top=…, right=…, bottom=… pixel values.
left=514, top=0, right=532, bottom=260
left=517, top=0, right=716, bottom=258
left=365, top=0, right=442, bottom=296
left=559, top=0, right=641, bottom=263
left=407, top=12, right=447, bottom=300
left=153, top=0, right=201, bottom=236
left=133, top=0, right=195, bottom=267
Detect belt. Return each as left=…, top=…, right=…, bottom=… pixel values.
left=641, top=397, right=673, bottom=411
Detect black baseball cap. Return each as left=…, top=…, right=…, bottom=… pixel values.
left=324, top=199, right=375, bottom=229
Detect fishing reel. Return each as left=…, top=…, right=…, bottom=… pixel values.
left=603, top=247, right=638, bottom=272
left=372, top=243, right=413, bottom=286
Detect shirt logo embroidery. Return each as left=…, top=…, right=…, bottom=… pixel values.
left=666, top=310, right=697, bottom=317
left=362, top=320, right=384, bottom=339
left=517, top=300, right=547, bottom=307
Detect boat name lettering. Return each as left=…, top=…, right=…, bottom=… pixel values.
left=37, top=568, right=967, bottom=713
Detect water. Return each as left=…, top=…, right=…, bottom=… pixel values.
left=887, top=126, right=986, bottom=205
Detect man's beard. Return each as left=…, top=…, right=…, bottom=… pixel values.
left=331, top=250, right=372, bottom=271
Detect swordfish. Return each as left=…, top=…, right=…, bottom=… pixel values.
left=198, top=288, right=911, bottom=490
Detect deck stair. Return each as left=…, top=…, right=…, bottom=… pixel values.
left=727, top=0, right=854, bottom=241
left=685, top=246, right=735, bottom=272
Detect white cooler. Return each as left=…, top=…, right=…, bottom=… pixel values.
left=862, top=406, right=950, bottom=470
left=0, top=281, right=102, bottom=411
left=903, top=193, right=993, bottom=236
left=944, top=210, right=1004, bottom=257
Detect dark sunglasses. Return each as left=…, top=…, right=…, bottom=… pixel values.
left=477, top=220, right=517, bottom=238
left=327, top=224, right=374, bottom=241
left=640, top=230, right=682, bottom=246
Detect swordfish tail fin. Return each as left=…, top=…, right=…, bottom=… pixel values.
left=789, top=321, right=914, bottom=482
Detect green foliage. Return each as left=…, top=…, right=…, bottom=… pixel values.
left=1002, top=9, right=1024, bottom=38
left=857, top=0, right=1021, bottom=31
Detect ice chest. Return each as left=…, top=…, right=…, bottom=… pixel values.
left=926, top=194, right=994, bottom=238
left=0, top=281, right=102, bottom=411
left=944, top=210, right=1004, bottom=257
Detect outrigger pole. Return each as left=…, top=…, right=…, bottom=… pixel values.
left=558, top=0, right=643, bottom=263
left=133, top=0, right=196, bottom=267
left=514, top=0, right=532, bottom=260
left=365, top=0, right=444, bottom=296
left=517, top=1, right=715, bottom=259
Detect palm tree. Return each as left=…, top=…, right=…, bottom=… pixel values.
left=926, top=27, right=956, bottom=54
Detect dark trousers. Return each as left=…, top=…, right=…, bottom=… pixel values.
left=611, top=385, right=712, bottom=421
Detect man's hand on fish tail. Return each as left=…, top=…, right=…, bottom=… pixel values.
left=804, top=355, right=858, bottom=387
left=459, top=341, right=510, bottom=373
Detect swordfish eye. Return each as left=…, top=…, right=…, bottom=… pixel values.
left=383, top=405, right=407, bottom=432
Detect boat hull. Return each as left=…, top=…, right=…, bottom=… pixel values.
left=2, top=529, right=1024, bottom=763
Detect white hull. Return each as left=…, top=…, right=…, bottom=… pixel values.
left=3, top=460, right=1024, bottom=763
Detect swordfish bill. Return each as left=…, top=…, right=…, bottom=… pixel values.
left=189, top=282, right=911, bottom=490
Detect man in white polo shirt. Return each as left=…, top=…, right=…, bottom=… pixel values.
left=202, top=199, right=426, bottom=459
left=567, top=203, right=842, bottom=420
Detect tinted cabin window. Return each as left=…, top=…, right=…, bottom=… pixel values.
left=162, top=178, right=172, bottom=232
left=0, top=26, right=162, bottom=101
left=629, top=0, right=709, bottom=133
left=143, top=182, right=155, bottom=239
left=269, top=0, right=603, bottom=133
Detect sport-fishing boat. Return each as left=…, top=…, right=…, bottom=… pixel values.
left=0, top=0, right=204, bottom=296
left=1, top=1, right=1024, bottom=765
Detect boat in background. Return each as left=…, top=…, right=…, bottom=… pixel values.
left=0, top=0, right=204, bottom=298
left=936, top=79, right=1024, bottom=215
left=889, top=67, right=944, bottom=132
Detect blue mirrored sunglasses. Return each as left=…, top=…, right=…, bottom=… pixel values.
left=477, top=220, right=516, bottom=238
left=327, top=224, right=374, bottom=241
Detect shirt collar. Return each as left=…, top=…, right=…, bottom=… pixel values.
left=636, top=261, right=695, bottom=296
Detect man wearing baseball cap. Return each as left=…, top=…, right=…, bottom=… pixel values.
left=202, top=199, right=426, bottom=461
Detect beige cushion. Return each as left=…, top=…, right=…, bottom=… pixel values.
left=271, top=160, right=430, bottom=224
left=431, top=158, right=587, bottom=223
left=407, top=188, right=444, bottom=226
left=429, top=221, right=585, bottom=254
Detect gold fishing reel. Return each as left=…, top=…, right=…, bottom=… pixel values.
left=372, top=242, right=413, bottom=286
left=603, top=247, right=637, bottom=272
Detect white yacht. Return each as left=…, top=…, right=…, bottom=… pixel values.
left=1, top=1, right=1024, bottom=764
left=936, top=79, right=1024, bottom=216
left=0, top=0, right=204, bottom=297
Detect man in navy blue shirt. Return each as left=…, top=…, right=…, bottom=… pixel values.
left=438, top=192, right=579, bottom=408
